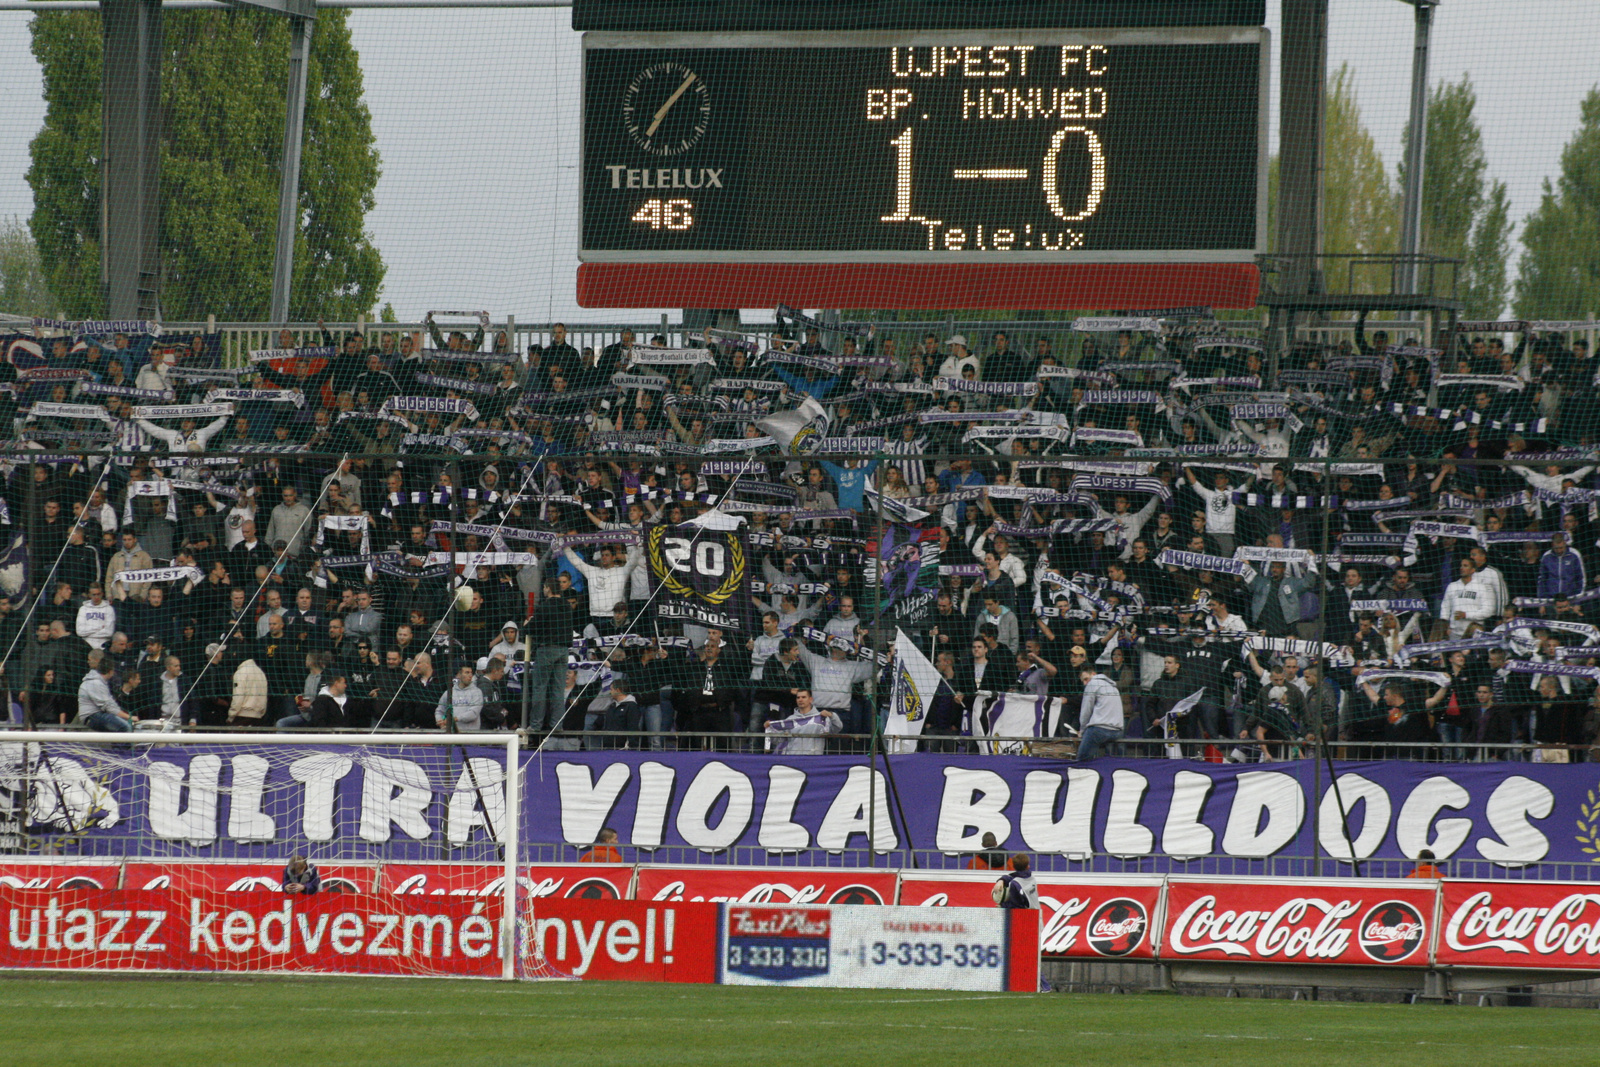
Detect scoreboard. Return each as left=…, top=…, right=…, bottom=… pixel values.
left=580, top=29, right=1267, bottom=264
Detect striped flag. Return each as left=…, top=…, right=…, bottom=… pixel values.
left=967, top=692, right=1068, bottom=755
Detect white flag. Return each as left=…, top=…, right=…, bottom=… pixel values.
left=885, top=629, right=942, bottom=753
left=755, top=396, right=829, bottom=455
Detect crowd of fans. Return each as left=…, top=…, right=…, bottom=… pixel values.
left=3, top=310, right=1599, bottom=761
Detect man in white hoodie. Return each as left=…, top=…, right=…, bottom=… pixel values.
left=1440, top=557, right=1496, bottom=638
left=75, top=583, right=116, bottom=649
left=488, top=622, right=524, bottom=663
left=563, top=541, right=644, bottom=620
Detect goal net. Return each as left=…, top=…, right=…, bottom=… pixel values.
left=0, top=731, right=530, bottom=980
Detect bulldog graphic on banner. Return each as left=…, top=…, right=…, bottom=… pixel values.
left=647, top=508, right=755, bottom=632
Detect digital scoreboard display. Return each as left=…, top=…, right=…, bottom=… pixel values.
left=581, top=30, right=1266, bottom=262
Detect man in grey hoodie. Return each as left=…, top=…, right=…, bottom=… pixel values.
left=435, top=663, right=485, bottom=731
left=1077, top=664, right=1124, bottom=760
left=266, top=486, right=314, bottom=558
left=78, top=660, right=132, bottom=731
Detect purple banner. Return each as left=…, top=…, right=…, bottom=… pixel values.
left=19, top=746, right=1599, bottom=878
left=526, top=753, right=1596, bottom=876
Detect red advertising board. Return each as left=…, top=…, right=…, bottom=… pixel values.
left=576, top=263, right=1261, bottom=312
left=381, top=864, right=633, bottom=901
left=122, top=862, right=378, bottom=895
left=0, top=863, right=122, bottom=891
left=525, top=899, right=719, bottom=982
left=1160, top=879, right=1436, bottom=967
left=634, top=866, right=897, bottom=906
left=0, top=888, right=500, bottom=977
left=899, top=872, right=1161, bottom=960
left=1437, top=881, right=1600, bottom=970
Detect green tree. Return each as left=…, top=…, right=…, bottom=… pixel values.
left=0, top=216, right=56, bottom=317
left=1397, top=76, right=1511, bottom=318
left=1322, top=64, right=1400, bottom=290
left=27, top=8, right=384, bottom=321
left=1515, top=87, right=1600, bottom=320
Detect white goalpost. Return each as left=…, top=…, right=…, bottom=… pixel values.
left=0, top=731, right=527, bottom=981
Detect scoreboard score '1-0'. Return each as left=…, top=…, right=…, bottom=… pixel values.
left=581, top=29, right=1267, bottom=263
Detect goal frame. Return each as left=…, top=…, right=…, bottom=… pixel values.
left=4, top=731, right=523, bottom=981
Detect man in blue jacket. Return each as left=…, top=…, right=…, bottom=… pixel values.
left=283, top=854, right=321, bottom=895
left=1538, top=532, right=1587, bottom=601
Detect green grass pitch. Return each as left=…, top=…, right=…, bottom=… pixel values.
left=1, top=977, right=1596, bottom=1066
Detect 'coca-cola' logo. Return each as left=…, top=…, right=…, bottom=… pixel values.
left=1445, top=890, right=1600, bottom=958
left=1037, top=895, right=1091, bottom=954
left=649, top=880, right=829, bottom=905
left=1085, top=898, right=1149, bottom=958
left=1357, top=901, right=1426, bottom=962
left=1168, top=894, right=1359, bottom=960
left=565, top=878, right=622, bottom=900
left=826, top=885, right=884, bottom=906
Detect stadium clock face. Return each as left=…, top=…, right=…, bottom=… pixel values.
left=581, top=30, right=1267, bottom=262
left=622, top=61, right=712, bottom=156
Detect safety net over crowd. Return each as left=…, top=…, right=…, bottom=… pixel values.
left=3, top=307, right=1600, bottom=760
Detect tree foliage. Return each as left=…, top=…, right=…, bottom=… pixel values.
left=0, top=216, right=56, bottom=317
left=1397, top=76, right=1511, bottom=318
left=1515, top=87, right=1600, bottom=320
left=27, top=8, right=385, bottom=321
left=1322, top=64, right=1400, bottom=288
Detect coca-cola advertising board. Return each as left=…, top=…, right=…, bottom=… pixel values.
left=1161, top=878, right=1436, bottom=966
left=717, top=904, right=1038, bottom=991
left=0, top=888, right=502, bottom=977
left=0, top=863, right=122, bottom=891
left=633, top=866, right=898, bottom=906
left=899, top=872, right=1161, bottom=960
left=524, top=899, right=719, bottom=982
left=1437, top=881, right=1600, bottom=969
left=121, top=862, right=378, bottom=895
left=380, top=864, right=632, bottom=901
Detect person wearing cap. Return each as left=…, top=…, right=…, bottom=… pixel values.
left=1076, top=663, right=1124, bottom=760
left=137, top=634, right=167, bottom=676
left=937, top=335, right=979, bottom=379
left=488, top=620, right=524, bottom=663
left=277, top=669, right=348, bottom=729
left=1052, top=645, right=1089, bottom=728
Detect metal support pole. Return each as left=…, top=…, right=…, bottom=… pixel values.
left=500, top=732, right=520, bottom=980
left=1397, top=0, right=1438, bottom=297
left=1276, top=0, right=1329, bottom=297
left=269, top=12, right=314, bottom=323
left=100, top=0, right=164, bottom=319
left=448, top=458, right=461, bottom=683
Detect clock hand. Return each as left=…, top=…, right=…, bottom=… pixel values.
left=646, top=73, right=699, bottom=137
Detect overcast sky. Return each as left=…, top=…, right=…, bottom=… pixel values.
left=0, top=0, right=1594, bottom=323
